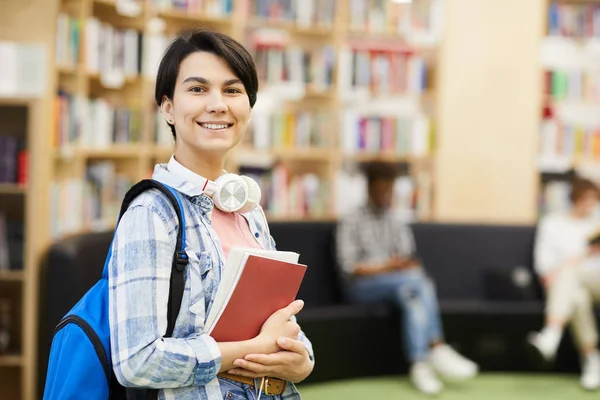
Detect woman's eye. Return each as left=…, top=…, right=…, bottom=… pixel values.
left=225, top=88, right=241, bottom=94
left=190, top=87, right=205, bottom=93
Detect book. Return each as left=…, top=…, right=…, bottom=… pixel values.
left=205, top=246, right=306, bottom=342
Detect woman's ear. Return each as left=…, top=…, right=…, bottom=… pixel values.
left=160, top=96, right=174, bottom=125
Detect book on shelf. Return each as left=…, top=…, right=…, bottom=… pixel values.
left=50, top=161, right=133, bottom=237
left=53, top=91, right=142, bottom=149
left=55, top=13, right=82, bottom=69
left=341, top=111, right=432, bottom=156
left=239, top=164, right=330, bottom=219
left=250, top=29, right=336, bottom=98
left=338, top=43, right=427, bottom=102
left=151, top=0, right=233, bottom=16
left=334, top=168, right=431, bottom=221
left=247, top=109, right=334, bottom=150
left=0, top=136, right=27, bottom=185
left=84, top=17, right=142, bottom=83
left=205, top=246, right=306, bottom=342
left=0, top=212, right=24, bottom=271
left=547, top=2, right=600, bottom=38
left=251, top=0, right=335, bottom=27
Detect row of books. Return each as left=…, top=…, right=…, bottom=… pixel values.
left=49, top=162, right=134, bottom=238
left=248, top=109, right=333, bottom=150
left=341, top=112, right=432, bottom=156
left=241, top=164, right=330, bottom=218
left=335, top=168, right=432, bottom=221
left=252, top=0, right=335, bottom=27
left=548, top=2, right=600, bottom=38
left=54, top=91, right=142, bottom=149
left=151, top=0, right=233, bottom=16
left=55, top=14, right=81, bottom=69
left=339, top=46, right=428, bottom=98
left=545, top=69, right=600, bottom=102
left=253, top=44, right=336, bottom=94
left=539, top=113, right=600, bottom=172
left=56, top=15, right=162, bottom=83
left=0, top=136, right=27, bottom=185
left=348, top=0, right=441, bottom=43
left=0, top=213, right=24, bottom=271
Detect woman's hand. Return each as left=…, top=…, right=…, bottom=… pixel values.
left=228, top=337, right=313, bottom=383
left=254, top=300, right=303, bottom=354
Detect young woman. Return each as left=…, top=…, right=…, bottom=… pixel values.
left=528, top=177, right=600, bottom=390
left=107, top=30, right=314, bottom=399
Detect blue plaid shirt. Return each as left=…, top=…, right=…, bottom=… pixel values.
left=108, top=163, right=314, bottom=399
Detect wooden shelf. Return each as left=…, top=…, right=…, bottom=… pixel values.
left=248, top=18, right=335, bottom=37
left=0, top=97, right=36, bottom=107
left=0, top=184, right=26, bottom=195
left=348, top=153, right=431, bottom=164
left=0, top=355, right=23, bottom=367
left=0, top=271, right=24, bottom=282
left=157, top=8, right=232, bottom=26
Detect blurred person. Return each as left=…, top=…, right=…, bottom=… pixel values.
left=528, top=177, right=600, bottom=390
left=108, top=29, right=314, bottom=399
left=335, top=161, right=478, bottom=396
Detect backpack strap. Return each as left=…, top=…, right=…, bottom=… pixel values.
left=117, top=179, right=188, bottom=337
left=109, top=179, right=189, bottom=400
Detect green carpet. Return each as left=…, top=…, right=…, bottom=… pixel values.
left=296, top=374, right=599, bottom=399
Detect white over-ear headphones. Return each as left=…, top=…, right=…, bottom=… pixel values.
left=203, top=173, right=262, bottom=213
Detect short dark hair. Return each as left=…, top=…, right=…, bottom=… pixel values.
left=571, top=176, right=599, bottom=203
left=154, top=29, right=259, bottom=139
left=363, top=161, right=399, bottom=187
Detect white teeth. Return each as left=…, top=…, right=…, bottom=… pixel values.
left=200, top=123, right=229, bottom=130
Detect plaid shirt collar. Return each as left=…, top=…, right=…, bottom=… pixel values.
left=153, top=160, right=215, bottom=213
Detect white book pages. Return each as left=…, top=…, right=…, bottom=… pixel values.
left=205, top=246, right=299, bottom=334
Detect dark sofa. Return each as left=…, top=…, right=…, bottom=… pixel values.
left=37, top=221, right=584, bottom=395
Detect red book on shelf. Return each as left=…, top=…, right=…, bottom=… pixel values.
left=208, top=254, right=307, bottom=343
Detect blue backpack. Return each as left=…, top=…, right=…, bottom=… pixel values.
left=43, top=179, right=189, bottom=400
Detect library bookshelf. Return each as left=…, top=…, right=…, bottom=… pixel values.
left=1, top=0, right=440, bottom=398
left=537, top=0, right=600, bottom=216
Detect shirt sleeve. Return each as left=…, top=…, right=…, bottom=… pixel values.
left=108, top=204, right=222, bottom=389
left=335, top=215, right=361, bottom=275
left=533, top=216, right=562, bottom=277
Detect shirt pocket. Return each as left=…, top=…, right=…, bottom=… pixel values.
left=186, top=250, right=213, bottom=316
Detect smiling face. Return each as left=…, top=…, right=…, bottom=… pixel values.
left=161, top=51, right=251, bottom=158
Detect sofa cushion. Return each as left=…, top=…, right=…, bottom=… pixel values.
left=411, top=223, right=541, bottom=301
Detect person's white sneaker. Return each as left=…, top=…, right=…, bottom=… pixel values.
left=429, top=344, right=479, bottom=381
left=410, top=362, right=443, bottom=395
left=527, top=326, right=562, bottom=362
left=580, top=350, right=600, bottom=391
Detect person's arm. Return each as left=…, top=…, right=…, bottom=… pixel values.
left=108, top=204, right=295, bottom=388
left=336, top=216, right=416, bottom=277
left=534, top=216, right=585, bottom=286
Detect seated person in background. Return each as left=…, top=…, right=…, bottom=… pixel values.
left=528, top=177, right=600, bottom=390
left=335, top=161, right=478, bottom=396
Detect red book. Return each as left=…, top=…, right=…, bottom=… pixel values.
left=207, top=252, right=307, bottom=343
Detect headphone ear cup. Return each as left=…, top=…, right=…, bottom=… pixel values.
left=238, top=176, right=261, bottom=213
left=212, top=174, right=249, bottom=212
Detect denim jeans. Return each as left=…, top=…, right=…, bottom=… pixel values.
left=218, top=377, right=283, bottom=400
left=346, top=268, right=444, bottom=362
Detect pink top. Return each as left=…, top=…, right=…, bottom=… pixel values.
left=211, top=208, right=262, bottom=260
